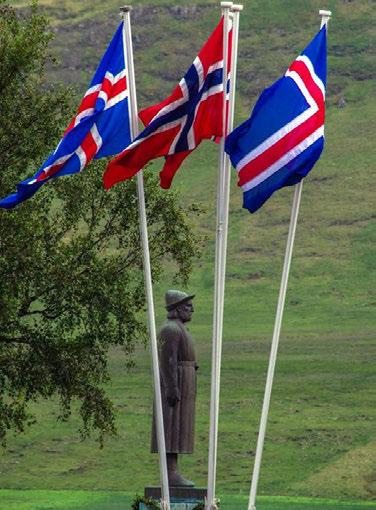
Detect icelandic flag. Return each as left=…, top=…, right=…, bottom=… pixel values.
left=225, top=26, right=327, bottom=213
left=104, top=17, right=232, bottom=190
left=0, top=23, right=131, bottom=209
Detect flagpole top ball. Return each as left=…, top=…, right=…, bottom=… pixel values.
left=319, top=9, right=332, bottom=20
left=231, top=4, right=244, bottom=11
left=221, top=2, right=234, bottom=9
left=119, top=5, right=132, bottom=13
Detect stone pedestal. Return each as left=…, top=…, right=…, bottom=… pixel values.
left=144, top=487, right=207, bottom=509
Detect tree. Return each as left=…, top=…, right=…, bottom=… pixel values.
left=0, top=1, right=199, bottom=445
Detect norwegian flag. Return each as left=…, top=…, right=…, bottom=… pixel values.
left=104, top=17, right=232, bottom=191
left=0, top=23, right=131, bottom=209
left=225, top=27, right=327, bottom=213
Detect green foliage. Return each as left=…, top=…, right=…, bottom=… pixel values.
left=192, top=503, right=205, bottom=510
left=0, top=1, right=199, bottom=446
left=131, top=494, right=160, bottom=510
left=130, top=495, right=210, bottom=510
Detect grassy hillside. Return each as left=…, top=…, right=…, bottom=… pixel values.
left=12, top=0, right=376, bottom=109
left=2, top=0, right=376, bottom=505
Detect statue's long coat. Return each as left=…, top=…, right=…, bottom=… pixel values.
left=151, top=318, right=197, bottom=453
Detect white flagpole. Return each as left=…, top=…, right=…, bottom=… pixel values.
left=206, top=3, right=242, bottom=509
left=120, top=7, right=170, bottom=510
left=247, top=10, right=332, bottom=510
left=217, top=4, right=243, bottom=355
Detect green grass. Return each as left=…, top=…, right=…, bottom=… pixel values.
left=0, top=491, right=375, bottom=510
left=2, top=0, right=376, bottom=504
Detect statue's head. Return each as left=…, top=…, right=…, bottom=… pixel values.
left=165, top=290, right=195, bottom=322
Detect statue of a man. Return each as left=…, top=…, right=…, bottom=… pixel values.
left=151, top=290, right=197, bottom=487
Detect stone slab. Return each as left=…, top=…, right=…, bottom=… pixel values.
left=140, top=503, right=201, bottom=510
left=145, top=487, right=206, bottom=501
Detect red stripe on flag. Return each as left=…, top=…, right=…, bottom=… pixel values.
left=288, top=60, right=324, bottom=107
left=100, top=76, right=113, bottom=99
left=80, top=131, right=98, bottom=163
left=77, top=91, right=99, bottom=114
left=108, top=76, right=127, bottom=100
left=36, top=162, right=65, bottom=182
left=238, top=110, right=324, bottom=186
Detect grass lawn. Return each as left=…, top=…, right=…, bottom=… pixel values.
left=1, top=0, right=376, bottom=504
left=0, top=491, right=375, bottom=510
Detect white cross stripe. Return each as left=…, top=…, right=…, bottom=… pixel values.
left=105, top=90, right=128, bottom=111
left=75, top=70, right=128, bottom=128
left=169, top=114, right=189, bottom=154
left=98, top=90, right=109, bottom=103
left=150, top=82, right=189, bottom=126
left=208, top=60, right=224, bottom=74
left=28, top=153, right=74, bottom=184
left=124, top=118, right=183, bottom=153
left=91, top=123, right=103, bottom=151
left=285, top=70, right=317, bottom=109
left=76, top=146, right=87, bottom=171
left=74, top=108, right=95, bottom=127
left=85, top=70, right=127, bottom=96
left=84, top=83, right=101, bottom=97
left=193, top=57, right=205, bottom=91
left=187, top=82, right=223, bottom=149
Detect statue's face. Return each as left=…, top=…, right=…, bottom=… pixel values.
left=177, top=300, right=194, bottom=322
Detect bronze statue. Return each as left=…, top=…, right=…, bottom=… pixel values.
left=151, top=290, right=197, bottom=487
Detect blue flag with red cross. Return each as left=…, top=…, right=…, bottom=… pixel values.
left=225, top=26, right=327, bottom=213
left=0, top=22, right=131, bottom=209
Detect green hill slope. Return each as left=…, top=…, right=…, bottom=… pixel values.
left=2, top=0, right=376, bottom=502
left=13, top=0, right=376, bottom=109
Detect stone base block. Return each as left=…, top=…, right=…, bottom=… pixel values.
left=144, top=487, right=207, bottom=509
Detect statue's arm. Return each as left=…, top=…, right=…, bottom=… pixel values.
left=160, top=325, right=181, bottom=407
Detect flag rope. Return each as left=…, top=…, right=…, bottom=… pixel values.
left=120, top=7, right=171, bottom=510
left=206, top=3, right=243, bottom=509
left=247, top=10, right=332, bottom=510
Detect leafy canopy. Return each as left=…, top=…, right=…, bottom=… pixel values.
left=0, top=0, right=199, bottom=445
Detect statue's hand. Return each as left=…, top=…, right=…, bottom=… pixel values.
left=167, top=388, right=181, bottom=407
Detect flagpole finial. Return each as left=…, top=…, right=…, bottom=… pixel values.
left=120, top=5, right=132, bottom=13
left=231, top=4, right=244, bottom=11
left=319, top=9, right=332, bottom=26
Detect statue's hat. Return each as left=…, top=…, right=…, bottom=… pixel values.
left=165, top=290, right=195, bottom=311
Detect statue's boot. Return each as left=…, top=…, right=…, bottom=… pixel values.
left=167, top=453, right=195, bottom=487
left=168, top=471, right=195, bottom=487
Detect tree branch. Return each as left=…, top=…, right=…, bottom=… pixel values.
left=0, top=335, right=32, bottom=345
